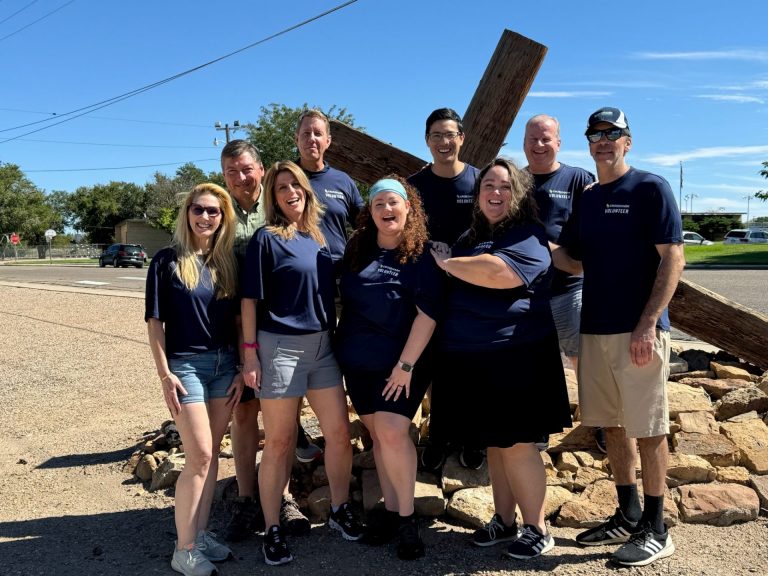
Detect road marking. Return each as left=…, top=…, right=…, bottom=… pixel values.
left=118, top=277, right=146, bottom=281
left=77, top=281, right=109, bottom=286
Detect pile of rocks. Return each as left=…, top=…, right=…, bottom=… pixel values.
left=125, top=348, right=768, bottom=531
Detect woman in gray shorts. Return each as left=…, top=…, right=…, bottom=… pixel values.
left=240, top=161, right=363, bottom=566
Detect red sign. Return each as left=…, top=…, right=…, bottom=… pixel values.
left=10, top=233, right=19, bottom=245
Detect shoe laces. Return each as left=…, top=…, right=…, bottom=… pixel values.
left=627, top=522, right=654, bottom=546
left=267, top=526, right=285, bottom=546
left=485, top=515, right=506, bottom=539
left=336, top=504, right=355, bottom=525
left=517, top=525, right=542, bottom=546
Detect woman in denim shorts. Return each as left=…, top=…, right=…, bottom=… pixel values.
left=146, top=183, right=242, bottom=576
left=241, top=161, right=362, bottom=566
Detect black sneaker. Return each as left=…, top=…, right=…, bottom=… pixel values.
left=458, top=447, right=485, bottom=470
left=612, top=522, right=675, bottom=567
left=396, top=515, right=425, bottom=560
left=576, top=508, right=637, bottom=547
left=262, top=525, right=293, bottom=566
left=280, top=495, right=310, bottom=536
left=224, top=496, right=262, bottom=542
left=419, top=444, right=445, bottom=472
left=362, top=509, right=399, bottom=545
left=472, top=513, right=520, bottom=547
left=535, top=434, right=550, bottom=452
left=504, top=524, right=554, bottom=560
left=594, top=427, right=607, bottom=454
left=328, top=502, right=365, bottom=541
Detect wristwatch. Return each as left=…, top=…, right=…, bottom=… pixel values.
left=398, top=360, right=414, bottom=373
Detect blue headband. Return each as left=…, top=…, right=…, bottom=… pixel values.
left=368, top=179, right=408, bottom=205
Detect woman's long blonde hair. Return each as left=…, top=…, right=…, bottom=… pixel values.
left=172, top=183, right=238, bottom=298
left=262, top=161, right=326, bottom=246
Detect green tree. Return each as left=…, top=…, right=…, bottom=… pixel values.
left=68, top=181, right=147, bottom=244
left=681, top=217, right=699, bottom=232
left=145, top=162, right=221, bottom=234
left=0, top=163, right=63, bottom=252
left=757, top=161, right=768, bottom=201
left=697, top=215, right=739, bottom=241
left=246, top=103, right=361, bottom=168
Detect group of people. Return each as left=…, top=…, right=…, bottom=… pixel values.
left=145, top=105, right=684, bottom=575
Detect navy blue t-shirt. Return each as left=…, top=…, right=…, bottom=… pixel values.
left=336, top=245, right=444, bottom=372
left=407, top=164, right=480, bottom=245
left=303, top=162, right=364, bottom=264
left=440, top=224, right=555, bottom=352
left=145, top=247, right=238, bottom=358
left=531, top=163, right=595, bottom=295
left=561, top=167, right=682, bottom=334
left=242, top=227, right=336, bottom=335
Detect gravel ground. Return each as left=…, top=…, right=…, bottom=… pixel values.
left=1, top=284, right=767, bottom=576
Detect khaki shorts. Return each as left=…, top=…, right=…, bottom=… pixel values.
left=578, top=331, right=670, bottom=438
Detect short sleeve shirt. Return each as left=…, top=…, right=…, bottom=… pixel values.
left=241, top=227, right=336, bottom=335
left=145, top=247, right=238, bottom=358
left=562, top=167, right=683, bottom=334
left=440, top=224, right=554, bottom=352
left=531, top=163, right=595, bottom=295
left=232, top=198, right=265, bottom=273
left=303, top=163, right=364, bottom=264
left=336, top=244, right=444, bottom=371
left=407, top=164, right=480, bottom=245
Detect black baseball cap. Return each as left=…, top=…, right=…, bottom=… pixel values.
left=585, top=107, right=630, bottom=134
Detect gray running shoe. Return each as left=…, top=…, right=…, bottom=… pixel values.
left=612, top=522, right=675, bottom=567
left=171, top=545, right=218, bottom=576
left=195, top=530, right=232, bottom=562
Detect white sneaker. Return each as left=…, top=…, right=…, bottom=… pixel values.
left=171, top=545, right=217, bottom=576
left=195, top=530, right=232, bottom=562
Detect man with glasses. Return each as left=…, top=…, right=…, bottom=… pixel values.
left=559, top=107, right=684, bottom=567
left=407, top=108, right=483, bottom=472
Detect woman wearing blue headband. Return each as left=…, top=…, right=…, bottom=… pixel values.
left=336, top=175, right=444, bottom=560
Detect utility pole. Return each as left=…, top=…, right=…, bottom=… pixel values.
left=689, top=193, right=698, bottom=214
left=743, top=195, right=751, bottom=226
left=214, top=120, right=241, bottom=144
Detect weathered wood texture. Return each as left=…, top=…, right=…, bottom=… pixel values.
left=670, top=278, right=768, bottom=369
left=461, top=30, right=547, bottom=168
left=325, top=120, right=426, bottom=185
left=325, top=29, right=547, bottom=184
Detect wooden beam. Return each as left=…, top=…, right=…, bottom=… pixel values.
left=325, top=120, right=426, bottom=186
left=461, top=30, right=548, bottom=168
left=669, top=278, right=768, bottom=370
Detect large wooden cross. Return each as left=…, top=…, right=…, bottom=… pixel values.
left=327, top=29, right=768, bottom=369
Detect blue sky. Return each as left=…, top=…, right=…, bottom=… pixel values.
left=2, top=0, right=767, bottom=221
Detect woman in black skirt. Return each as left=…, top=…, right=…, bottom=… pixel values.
left=430, top=158, right=572, bottom=561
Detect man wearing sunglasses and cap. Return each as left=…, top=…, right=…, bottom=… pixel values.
left=558, top=107, right=684, bottom=567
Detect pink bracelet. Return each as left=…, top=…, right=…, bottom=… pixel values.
left=242, top=341, right=260, bottom=350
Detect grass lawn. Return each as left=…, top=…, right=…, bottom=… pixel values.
left=685, top=243, right=768, bottom=265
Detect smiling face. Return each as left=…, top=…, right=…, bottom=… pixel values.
left=187, top=192, right=222, bottom=248
left=426, top=119, right=465, bottom=169
left=371, top=191, right=410, bottom=246
left=588, top=121, right=632, bottom=175
left=222, top=152, right=264, bottom=209
left=296, top=116, right=331, bottom=169
left=524, top=116, right=561, bottom=174
left=274, top=170, right=306, bottom=225
left=478, top=165, right=514, bottom=225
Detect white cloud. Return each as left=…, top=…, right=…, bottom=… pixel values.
left=643, top=145, right=768, bottom=166
left=552, top=80, right=665, bottom=89
left=528, top=91, right=612, bottom=98
left=634, top=50, right=768, bottom=62
left=696, top=94, right=765, bottom=104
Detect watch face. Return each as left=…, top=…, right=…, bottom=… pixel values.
left=400, top=362, right=413, bottom=373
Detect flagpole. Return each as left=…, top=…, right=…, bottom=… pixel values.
left=679, top=161, right=683, bottom=213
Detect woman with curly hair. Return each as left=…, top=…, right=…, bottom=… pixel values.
left=145, top=182, right=241, bottom=576
left=336, top=176, right=443, bottom=560
left=430, top=158, right=572, bottom=561
left=240, top=161, right=363, bottom=566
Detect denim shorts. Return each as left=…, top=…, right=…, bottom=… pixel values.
left=258, top=330, right=341, bottom=399
left=168, top=346, right=238, bottom=405
left=550, top=288, right=582, bottom=358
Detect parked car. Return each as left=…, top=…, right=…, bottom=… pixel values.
left=98, top=243, right=145, bottom=268
left=723, top=229, right=768, bottom=244
left=682, top=231, right=714, bottom=246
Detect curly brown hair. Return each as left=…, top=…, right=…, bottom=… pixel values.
left=343, top=175, right=429, bottom=272
left=466, top=157, right=540, bottom=244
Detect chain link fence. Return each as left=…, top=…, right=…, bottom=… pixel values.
left=0, top=243, right=105, bottom=261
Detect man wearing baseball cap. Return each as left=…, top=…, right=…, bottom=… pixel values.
left=558, top=107, right=684, bottom=567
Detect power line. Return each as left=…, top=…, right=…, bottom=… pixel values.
left=0, top=0, right=74, bottom=44
left=24, top=158, right=218, bottom=173
left=0, top=0, right=38, bottom=26
left=17, top=137, right=215, bottom=149
left=0, top=0, right=359, bottom=142
left=0, top=108, right=211, bottom=128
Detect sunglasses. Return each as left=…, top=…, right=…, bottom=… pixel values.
left=586, top=128, right=628, bottom=143
left=189, top=204, right=221, bottom=217
left=427, top=131, right=462, bottom=142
